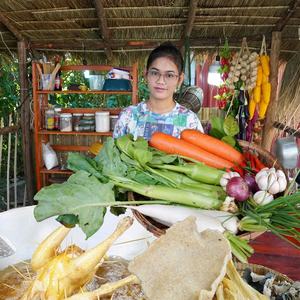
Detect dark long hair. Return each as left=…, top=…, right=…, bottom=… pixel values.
left=146, top=41, right=184, bottom=74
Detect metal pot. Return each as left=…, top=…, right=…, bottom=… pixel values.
left=273, top=135, right=299, bottom=169
left=0, top=206, right=155, bottom=270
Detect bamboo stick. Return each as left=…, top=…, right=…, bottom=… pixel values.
left=14, top=125, right=18, bottom=208
left=0, top=118, right=3, bottom=176
left=6, top=114, right=12, bottom=211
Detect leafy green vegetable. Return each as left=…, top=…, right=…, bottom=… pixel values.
left=223, top=115, right=239, bottom=136
left=209, top=128, right=225, bottom=140
left=211, top=117, right=225, bottom=135
left=34, top=170, right=115, bottom=239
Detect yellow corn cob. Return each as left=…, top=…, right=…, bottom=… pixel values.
left=248, top=98, right=256, bottom=120
left=262, top=82, right=271, bottom=104
left=90, top=141, right=103, bottom=155
left=253, top=86, right=261, bottom=103
left=258, top=100, right=269, bottom=118
left=260, top=55, right=270, bottom=76
left=256, top=66, right=263, bottom=87
left=262, top=72, right=268, bottom=84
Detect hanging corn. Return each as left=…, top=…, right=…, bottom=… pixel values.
left=256, top=66, right=263, bottom=87
left=253, top=86, right=261, bottom=103
left=262, top=82, right=271, bottom=104
left=248, top=98, right=256, bottom=120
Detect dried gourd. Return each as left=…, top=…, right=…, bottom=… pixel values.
left=262, top=82, right=271, bottom=104
left=248, top=98, right=256, bottom=120
left=260, top=55, right=270, bottom=76
left=256, top=66, right=263, bottom=87
left=253, top=86, right=261, bottom=103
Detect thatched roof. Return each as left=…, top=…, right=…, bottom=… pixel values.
left=0, top=0, right=299, bottom=65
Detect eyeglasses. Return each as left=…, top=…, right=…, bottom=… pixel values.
left=146, top=70, right=179, bottom=86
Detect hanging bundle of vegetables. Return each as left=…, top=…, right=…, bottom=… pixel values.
left=257, top=35, right=271, bottom=119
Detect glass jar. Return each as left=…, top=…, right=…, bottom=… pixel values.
left=60, top=113, right=72, bottom=132
left=54, top=108, right=62, bottom=130
left=95, top=111, right=110, bottom=132
left=73, top=113, right=83, bottom=131
left=110, top=115, right=118, bottom=131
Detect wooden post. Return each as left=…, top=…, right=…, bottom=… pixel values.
left=261, top=31, right=282, bottom=151
left=17, top=41, right=36, bottom=205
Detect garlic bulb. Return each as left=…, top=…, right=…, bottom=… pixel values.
left=253, top=191, right=274, bottom=205
left=255, top=167, right=287, bottom=195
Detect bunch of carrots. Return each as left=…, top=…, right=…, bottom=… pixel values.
left=149, top=130, right=267, bottom=178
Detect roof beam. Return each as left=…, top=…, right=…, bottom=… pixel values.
left=275, top=0, right=299, bottom=31
left=184, top=0, right=199, bottom=38
left=29, top=34, right=271, bottom=50
left=0, top=11, right=28, bottom=43
left=93, top=0, right=114, bottom=64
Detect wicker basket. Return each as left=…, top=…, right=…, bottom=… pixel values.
left=129, top=140, right=289, bottom=239
left=234, top=262, right=294, bottom=284
left=173, top=86, right=204, bottom=113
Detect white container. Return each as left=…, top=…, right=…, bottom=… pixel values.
left=95, top=111, right=110, bottom=132
left=89, top=75, right=104, bottom=91
left=60, top=113, right=72, bottom=132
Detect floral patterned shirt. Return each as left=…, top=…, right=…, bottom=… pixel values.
left=113, top=100, right=203, bottom=141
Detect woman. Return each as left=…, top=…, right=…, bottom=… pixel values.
left=113, top=41, right=203, bottom=141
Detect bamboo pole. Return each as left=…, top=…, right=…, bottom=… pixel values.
left=275, top=0, right=298, bottom=31
left=18, top=41, right=36, bottom=205
left=0, top=124, right=21, bottom=135
left=93, top=0, right=114, bottom=64
left=0, top=118, right=3, bottom=176
left=14, top=124, right=18, bottom=208
left=6, top=114, right=11, bottom=211
left=261, top=31, right=282, bottom=151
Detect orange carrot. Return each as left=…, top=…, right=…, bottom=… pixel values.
left=149, top=132, right=236, bottom=169
left=180, top=129, right=245, bottom=166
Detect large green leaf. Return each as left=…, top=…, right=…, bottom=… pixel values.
left=211, top=117, right=225, bottom=135
left=221, top=135, right=237, bottom=148
left=94, top=137, right=128, bottom=177
left=34, top=170, right=115, bottom=239
left=223, top=115, right=239, bottom=136
left=209, top=128, right=225, bottom=140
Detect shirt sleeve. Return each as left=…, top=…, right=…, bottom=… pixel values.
left=112, top=107, right=135, bottom=139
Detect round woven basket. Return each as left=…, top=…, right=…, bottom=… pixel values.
left=173, top=86, right=204, bottom=113
left=129, top=140, right=289, bottom=239
left=234, top=262, right=294, bottom=284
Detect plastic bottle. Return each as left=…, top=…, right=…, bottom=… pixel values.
left=54, top=56, right=62, bottom=90
left=45, top=104, right=55, bottom=130
left=95, top=111, right=110, bottom=132
left=54, top=107, right=62, bottom=130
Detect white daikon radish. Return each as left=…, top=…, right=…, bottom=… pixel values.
left=119, top=205, right=240, bottom=235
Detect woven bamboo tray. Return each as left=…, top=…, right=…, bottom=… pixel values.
left=234, top=262, right=294, bottom=284
left=129, top=140, right=289, bottom=239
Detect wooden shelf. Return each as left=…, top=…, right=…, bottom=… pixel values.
left=40, top=166, right=74, bottom=174
left=38, top=130, right=113, bottom=136
left=33, top=62, right=138, bottom=191
left=36, top=90, right=132, bottom=94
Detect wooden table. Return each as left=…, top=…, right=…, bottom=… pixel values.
left=248, top=231, right=300, bottom=281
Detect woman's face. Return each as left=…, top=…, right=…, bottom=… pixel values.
left=144, top=57, right=184, bottom=102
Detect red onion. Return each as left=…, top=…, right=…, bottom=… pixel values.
left=243, top=174, right=260, bottom=193
left=226, top=177, right=250, bottom=202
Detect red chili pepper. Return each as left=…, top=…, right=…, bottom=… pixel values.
left=252, top=155, right=266, bottom=171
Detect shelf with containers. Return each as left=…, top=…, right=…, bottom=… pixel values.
left=32, top=62, right=138, bottom=191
